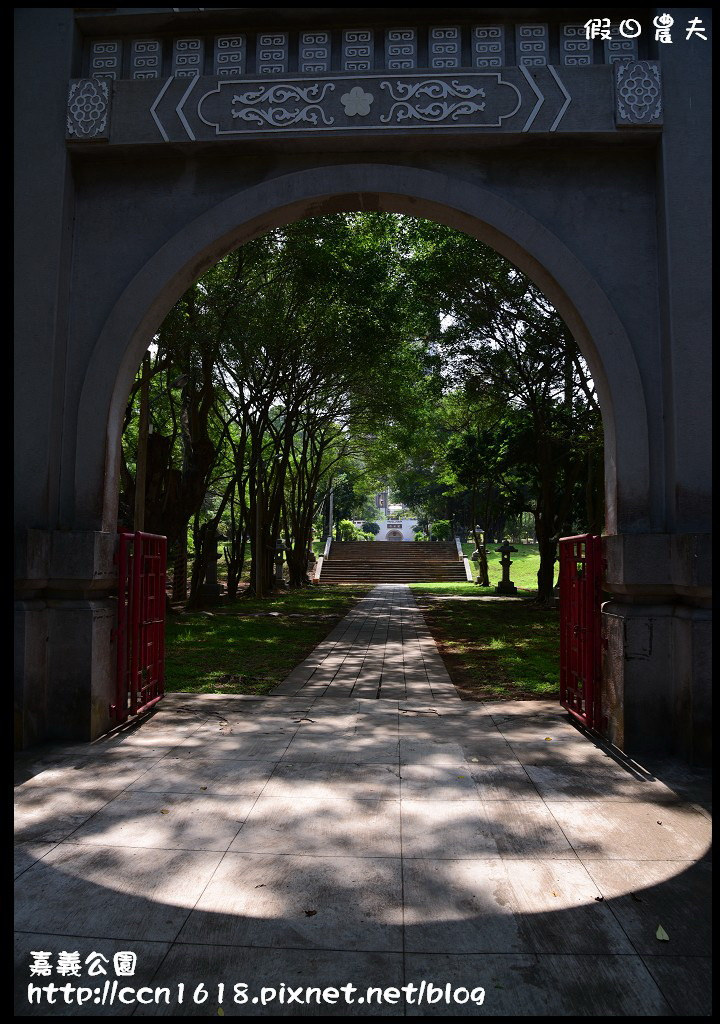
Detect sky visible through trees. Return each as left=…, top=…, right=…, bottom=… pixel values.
left=120, top=213, right=603, bottom=605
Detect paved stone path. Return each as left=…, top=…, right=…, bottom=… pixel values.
left=14, top=586, right=711, bottom=1016
left=271, top=585, right=458, bottom=702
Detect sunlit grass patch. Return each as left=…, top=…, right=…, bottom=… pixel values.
left=415, top=597, right=560, bottom=702
left=164, top=585, right=372, bottom=694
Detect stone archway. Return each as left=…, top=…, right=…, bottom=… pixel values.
left=13, top=7, right=711, bottom=767
left=75, top=165, right=650, bottom=540
left=16, top=152, right=710, bottom=763
left=65, top=163, right=674, bottom=754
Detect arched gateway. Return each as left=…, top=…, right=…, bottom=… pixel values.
left=14, top=8, right=710, bottom=763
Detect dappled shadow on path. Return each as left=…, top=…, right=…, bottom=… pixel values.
left=14, top=693, right=711, bottom=1016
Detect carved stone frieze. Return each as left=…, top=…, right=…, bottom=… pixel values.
left=615, top=61, right=662, bottom=126
left=66, top=78, right=110, bottom=140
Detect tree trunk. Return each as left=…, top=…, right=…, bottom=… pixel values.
left=534, top=515, right=558, bottom=606
left=186, top=520, right=208, bottom=610
left=172, top=540, right=188, bottom=604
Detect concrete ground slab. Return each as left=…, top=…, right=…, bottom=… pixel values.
left=505, top=859, right=634, bottom=954
left=16, top=755, right=165, bottom=793
left=583, top=859, right=712, bottom=955
left=133, top=944, right=405, bottom=1016
left=14, top=788, right=121, bottom=844
left=403, top=953, right=674, bottom=1015
left=14, top=844, right=224, bottom=941
left=264, top=761, right=400, bottom=800
left=66, top=790, right=256, bottom=852
left=169, top=735, right=293, bottom=761
left=14, top=933, right=171, bottom=1016
left=13, top=584, right=710, bottom=1015
left=401, top=800, right=575, bottom=860
left=640, top=955, right=712, bottom=1016
left=13, top=842, right=58, bottom=880
left=281, top=736, right=399, bottom=765
left=402, top=858, right=525, bottom=954
left=470, top=765, right=544, bottom=802
left=546, top=801, right=711, bottom=861
left=132, top=757, right=278, bottom=797
left=177, top=852, right=403, bottom=952
left=400, top=764, right=481, bottom=801
left=228, top=795, right=401, bottom=858
left=524, top=763, right=682, bottom=804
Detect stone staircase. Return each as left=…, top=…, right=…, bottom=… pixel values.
left=319, top=541, right=467, bottom=584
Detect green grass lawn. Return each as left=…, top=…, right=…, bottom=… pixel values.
left=412, top=593, right=560, bottom=701
left=164, top=585, right=372, bottom=695
left=460, top=541, right=551, bottom=592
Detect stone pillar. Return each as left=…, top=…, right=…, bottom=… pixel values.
left=14, top=600, right=48, bottom=749
left=14, top=529, right=117, bottom=745
left=601, top=533, right=711, bottom=765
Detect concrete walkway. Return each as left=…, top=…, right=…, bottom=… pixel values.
left=271, top=585, right=458, bottom=702
left=14, top=586, right=711, bottom=1016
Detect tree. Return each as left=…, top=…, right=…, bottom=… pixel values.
left=121, top=213, right=602, bottom=608
left=402, top=220, right=604, bottom=604
left=362, top=521, right=380, bottom=535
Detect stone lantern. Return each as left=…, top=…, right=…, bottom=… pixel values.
left=495, top=539, right=518, bottom=594
left=273, top=538, right=287, bottom=586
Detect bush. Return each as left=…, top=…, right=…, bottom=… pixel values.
left=338, top=519, right=364, bottom=541
left=362, top=521, right=380, bottom=535
left=361, top=531, right=375, bottom=542
left=430, top=520, right=452, bottom=541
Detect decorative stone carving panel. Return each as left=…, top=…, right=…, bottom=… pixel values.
left=172, top=38, right=204, bottom=78
left=257, top=33, right=288, bottom=75
left=66, top=79, right=110, bottom=140
left=214, top=36, right=245, bottom=77
left=604, top=25, right=639, bottom=65
left=386, top=29, right=417, bottom=70
left=516, top=24, right=548, bottom=66
left=131, top=40, right=161, bottom=80
left=429, top=27, right=460, bottom=69
left=90, top=40, right=121, bottom=81
left=195, top=73, right=524, bottom=134
left=300, top=32, right=331, bottom=73
left=473, top=26, right=505, bottom=69
left=343, top=30, right=374, bottom=73
left=561, top=25, right=593, bottom=66
left=615, top=60, right=662, bottom=126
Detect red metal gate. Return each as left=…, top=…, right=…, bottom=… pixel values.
left=112, top=529, right=167, bottom=723
left=559, top=533, right=603, bottom=730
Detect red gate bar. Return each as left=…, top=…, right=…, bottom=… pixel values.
left=112, top=529, right=167, bottom=722
left=559, top=533, right=602, bottom=731
left=113, top=529, right=132, bottom=721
